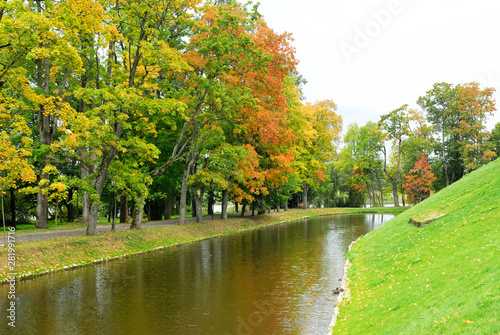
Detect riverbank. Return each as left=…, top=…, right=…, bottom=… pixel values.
left=0, top=207, right=403, bottom=283
left=331, top=158, right=500, bottom=334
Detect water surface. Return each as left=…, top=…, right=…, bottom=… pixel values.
left=0, top=214, right=394, bottom=334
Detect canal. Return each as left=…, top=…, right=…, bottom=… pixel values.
left=0, top=213, right=394, bottom=335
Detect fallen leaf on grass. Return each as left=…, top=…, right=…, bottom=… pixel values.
left=463, top=320, right=473, bottom=324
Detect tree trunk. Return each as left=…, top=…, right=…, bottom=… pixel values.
left=235, top=202, right=238, bottom=213
left=81, top=160, right=90, bottom=224
left=221, top=189, right=228, bottom=220
left=443, top=129, right=450, bottom=186
left=130, top=196, right=145, bottom=229
left=207, top=189, right=214, bottom=216
left=111, top=190, right=116, bottom=231
left=36, top=166, right=49, bottom=229
left=377, top=175, right=384, bottom=208
left=81, top=192, right=90, bottom=223
left=392, top=181, right=399, bottom=207
left=86, top=202, right=100, bottom=235
left=401, top=179, right=406, bottom=207
left=179, top=171, right=189, bottom=225
left=164, top=189, right=173, bottom=220
left=302, top=185, right=309, bottom=209
left=108, top=196, right=112, bottom=222
left=370, top=183, right=376, bottom=207
left=9, top=188, right=15, bottom=228
left=66, top=188, right=74, bottom=223
left=36, top=190, right=49, bottom=229
left=119, top=194, right=128, bottom=223
left=86, top=140, right=120, bottom=235
left=179, top=154, right=195, bottom=225
left=35, top=56, right=52, bottom=230
left=191, top=194, right=197, bottom=218
left=241, top=200, right=246, bottom=217
left=193, top=186, right=204, bottom=223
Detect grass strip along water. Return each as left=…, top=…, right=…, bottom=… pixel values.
left=0, top=207, right=403, bottom=283
left=332, top=158, right=500, bottom=334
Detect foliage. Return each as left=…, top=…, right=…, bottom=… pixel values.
left=337, top=122, right=383, bottom=206
left=403, top=156, right=436, bottom=204
left=418, top=82, right=496, bottom=187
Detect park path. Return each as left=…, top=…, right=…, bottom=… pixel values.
left=3, top=210, right=265, bottom=245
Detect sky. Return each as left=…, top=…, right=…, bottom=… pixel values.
left=240, top=0, right=500, bottom=132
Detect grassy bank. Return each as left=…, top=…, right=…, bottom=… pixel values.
left=0, top=207, right=402, bottom=283
left=332, top=158, right=500, bottom=334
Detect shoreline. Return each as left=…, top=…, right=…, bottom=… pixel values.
left=0, top=207, right=404, bottom=284
left=327, top=240, right=356, bottom=334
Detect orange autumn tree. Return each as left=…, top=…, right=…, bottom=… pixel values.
left=236, top=21, right=297, bottom=214
left=183, top=1, right=298, bottom=220
left=403, top=155, right=436, bottom=204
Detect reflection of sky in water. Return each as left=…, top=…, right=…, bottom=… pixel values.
left=0, top=214, right=394, bottom=335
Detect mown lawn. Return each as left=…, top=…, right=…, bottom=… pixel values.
left=332, top=158, right=500, bottom=334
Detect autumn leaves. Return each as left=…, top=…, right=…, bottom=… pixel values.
left=0, top=1, right=342, bottom=233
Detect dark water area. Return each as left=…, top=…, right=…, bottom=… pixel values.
left=0, top=214, right=394, bottom=335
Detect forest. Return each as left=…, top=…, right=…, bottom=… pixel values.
left=1, top=0, right=499, bottom=235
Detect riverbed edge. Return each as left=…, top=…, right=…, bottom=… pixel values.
left=0, top=207, right=404, bottom=284
left=326, top=241, right=356, bottom=335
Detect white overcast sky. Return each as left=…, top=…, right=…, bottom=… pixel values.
left=242, top=0, right=500, bottom=132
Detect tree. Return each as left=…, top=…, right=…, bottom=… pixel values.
left=400, top=108, right=435, bottom=176
left=66, top=0, right=195, bottom=234
left=491, top=123, right=500, bottom=157
left=417, top=83, right=459, bottom=187
left=290, top=100, right=342, bottom=209
left=379, top=105, right=410, bottom=207
left=0, top=96, right=36, bottom=241
left=164, top=2, right=297, bottom=223
left=403, top=156, right=436, bottom=204
left=452, top=82, right=497, bottom=171
left=417, top=82, right=496, bottom=186
left=337, top=122, right=384, bottom=207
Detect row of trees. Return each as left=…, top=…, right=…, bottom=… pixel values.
left=335, top=82, right=498, bottom=208
left=0, top=0, right=342, bottom=234
left=1, top=1, right=498, bottom=234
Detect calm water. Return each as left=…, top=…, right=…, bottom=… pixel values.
left=0, top=214, right=394, bottom=335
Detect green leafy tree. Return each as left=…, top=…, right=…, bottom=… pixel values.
left=379, top=105, right=410, bottom=207
left=490, top=122, right=500, bottom=157
left=453, top=82, right=497, bottom=171
left=337, top=122, right=384, bottom=207
left=417, top=83, right=459, bottom=187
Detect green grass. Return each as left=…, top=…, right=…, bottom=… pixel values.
left=332, top=158, right=500, bottom=334
left=0, top=207, right=403, bottom=282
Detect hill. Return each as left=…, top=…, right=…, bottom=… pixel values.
left=332, top=158, right=500, bottom=334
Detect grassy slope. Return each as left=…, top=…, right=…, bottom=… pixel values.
left=0, top=207, right=402, bottom=283
left=333, top=158, right=500, bottom=334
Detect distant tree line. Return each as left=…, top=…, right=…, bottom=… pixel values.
left=334, top=82, right=498, bottom=208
